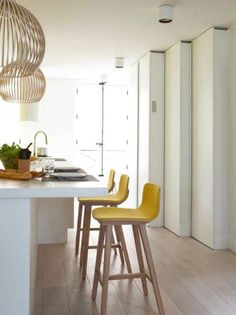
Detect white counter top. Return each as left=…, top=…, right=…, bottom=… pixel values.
left=0, top=178, right=107, bottom=198
left=0, top=175, right=107, bottom=315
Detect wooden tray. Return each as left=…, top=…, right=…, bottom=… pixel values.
left=0, top=169, right=32, bottom=180
left=0, top=170, right=44, bottom=180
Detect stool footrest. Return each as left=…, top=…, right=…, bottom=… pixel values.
left=98, top=271, right=151, bottom=283
left=109, top=272, right=144, bottom=281
left=80, top=227, right=100, bottom=231
left=88, top=244, right=121, bottom=250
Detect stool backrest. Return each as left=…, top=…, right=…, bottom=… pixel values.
left=114, top=174, right=129, bottom=204
left=107, top=169, right=115, bottom=193
left=139, top=183, right=161, bottom=222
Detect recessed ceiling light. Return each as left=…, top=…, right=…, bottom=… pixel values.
left=99, top=74, right=107, bottom=84
left=159, top=5, right=173, bottom=23
left=115, top=57, right=124, bottom=68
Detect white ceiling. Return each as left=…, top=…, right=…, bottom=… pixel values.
left=18, top=0, right=236, bottom=83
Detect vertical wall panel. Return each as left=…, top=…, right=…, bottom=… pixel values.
left=192, top=30, right=214, bottom=247
left=138, top=54, right=150, bottom=204
left=192, top=28, right=229, bottom=249
left=213, top=30, right=229, bottom=248
left=164, top=42, right=192, bottom=236
left=127, top=63, right=139, bottom=207
left=229, top=26, right=236, bottom=252
left=138, top=51, right=165, bottom=226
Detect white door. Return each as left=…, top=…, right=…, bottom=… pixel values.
left=75, top=84, right=134, bottom=205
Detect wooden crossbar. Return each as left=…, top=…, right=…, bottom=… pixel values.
left=80, top=227, right=100, bottom=231
left=88, top=244, right=121, bottom=250
left=109, top=273, right=144, bottom=281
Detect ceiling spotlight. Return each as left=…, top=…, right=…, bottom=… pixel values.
left=115, top=57, right=124, bottom=68
left=99, top=74, right=107, bottom=85
left=159, top=5, right=173, bottom=23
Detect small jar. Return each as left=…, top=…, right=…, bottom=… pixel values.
left=18, top=159, right=30, bottom=172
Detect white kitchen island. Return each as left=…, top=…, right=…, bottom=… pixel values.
left=0, top=178, right=107, bottom=315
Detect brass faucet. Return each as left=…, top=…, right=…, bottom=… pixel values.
left=33, top=130, right=48, bottom=156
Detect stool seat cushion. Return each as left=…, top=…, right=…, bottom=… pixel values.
left=78, top=192, right=123, bottom=204
left=78, top=174, right=129, bottom=205
left=92, top=203, right=156, bottom=223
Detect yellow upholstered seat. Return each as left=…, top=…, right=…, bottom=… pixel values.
left=79, top=173, right=129, bottom=205
left=93, top=183, right=160, bottom=222
left=91, top=183, right=164, bottom=315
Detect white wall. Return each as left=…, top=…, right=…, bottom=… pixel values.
left=18, top=78, right=76, bottom=161
left=40, top=78, right=75, bottom=160
left=0, top=78, right=77, bottom=168
left=192, top=28, right=229, bottom=249
left=164, top=41, right=191, bottom=236
left=0, top=101, right=20, bottom=146
left=229, top=26, right=236, bottom=252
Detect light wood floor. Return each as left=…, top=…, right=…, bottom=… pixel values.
left=33, top=226, right=236, bottom=315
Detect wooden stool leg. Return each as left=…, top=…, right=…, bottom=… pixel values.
left=114, top=226, right=125, bottom=265
left=115, top=225, right=132, bottom=273
left=82, top=205, right=92, bottom=279
left=139, top=225, right=165, bottom=315
left=101, top=224, right=112, bottom=315
left=92, top=225, right=105, bottom=300
left=132, top=225, right=148, bottom=296
left=111, top=228, right=118, bottom=255
left=79, top=206, right=87, bottom=267
left=75, top=202, right=83, bottom=256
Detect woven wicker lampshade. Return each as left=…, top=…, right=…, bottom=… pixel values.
left=0, top=68, right=46, bottom=103
left=0, top=0, right=45, bottom=77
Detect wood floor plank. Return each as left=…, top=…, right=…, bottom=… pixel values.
left=43, top=244, right=66, bottom=288
left=41, top=287, right=70, bottom=315
left=32, top=306, right=42, bottom=315
left=42, top=303, right=70, bottom=315
left=112, top=278, right=158, bottom=315
left=67, top=278, right=100, bottom=315
left=87, top=269, right=128, bottom=315
left=147, top=228, right=236, bottom=313
left=33, top=227, right=236, bottom=315
left=42, top=287, right=68, bottom=306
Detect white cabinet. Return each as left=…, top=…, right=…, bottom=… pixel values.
left=164, top=42, right=192, bottom=236
left=192, top=28, right=229, bottom=249
left=127, top=63, right=139, bottom=207
left=133, top=51, right=165, bottom=226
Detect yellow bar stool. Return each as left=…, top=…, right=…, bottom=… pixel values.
left=75, top=169, right=115, bottom=256
left=92, top=183, right=165, bottom=315
left=77, top=173, right=132, bottom=279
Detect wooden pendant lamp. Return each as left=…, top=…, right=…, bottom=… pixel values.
left=0, top=0, right=45, bottom=78
left=0, top=69, right=46, bottom=103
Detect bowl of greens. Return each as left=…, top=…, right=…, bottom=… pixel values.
left=0, top=143, right=22, bottom=170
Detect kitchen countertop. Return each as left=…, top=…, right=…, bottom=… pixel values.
left=0, top=177, right=107, bottom=198
left=0, top=173, right=107, bottom=315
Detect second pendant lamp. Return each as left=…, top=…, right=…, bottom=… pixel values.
left=0, top=69, right=46, bottom=103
